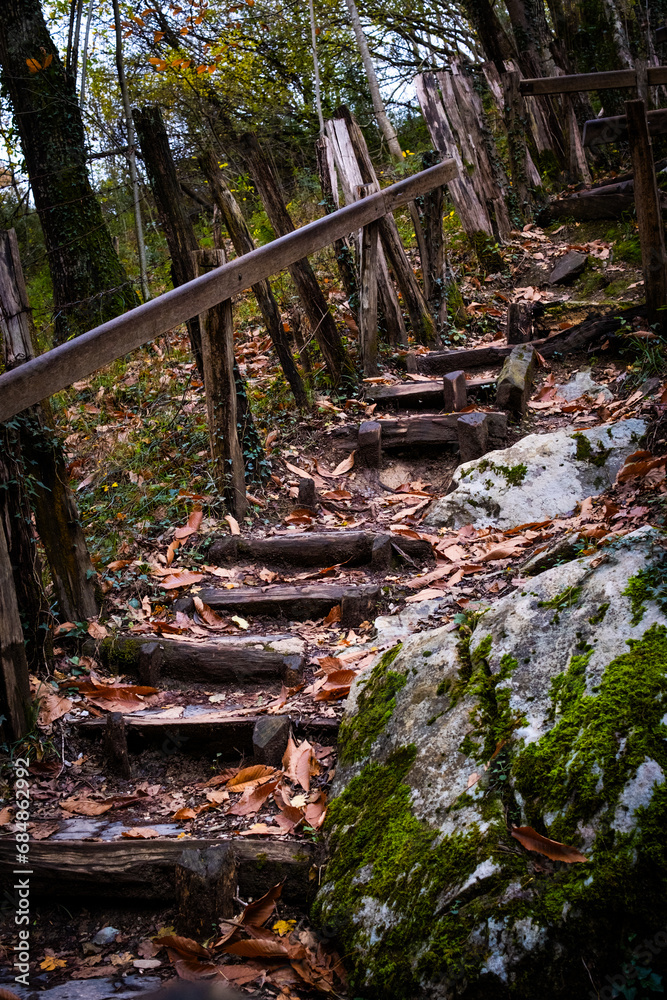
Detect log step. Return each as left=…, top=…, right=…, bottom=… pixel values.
left=77, top=711, right=339, bottom=756
left=327, top=412, right=508, bottom=452
left=178, top=583, right=380, bottom=624
left=0, top=836, right=319, bottom=903
left=208, top=530, right=434, bottom=568
left=364, top=376, right=493, bottom=407
left=94, top=634, right=305, bottom=686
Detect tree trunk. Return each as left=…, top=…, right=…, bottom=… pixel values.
left=198, top=149, right=308, bottom=410
left=0, top=0, right=137, bottom=343
left=459, top=0, right=516, bottom=72
left=242, top=132, right=356, bottom=391
left=0, top=228, right=100, bottom=623
left=133, top=105, right=203, bottom=373
left=0, top=514, right=31, bottom=742
left=314, top=136, right=359, bottom=316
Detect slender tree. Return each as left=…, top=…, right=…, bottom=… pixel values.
left=0, top=0, right=138, bottom=342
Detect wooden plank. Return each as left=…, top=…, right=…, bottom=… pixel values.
left=192, top=583, right=380, bottom=625
left=417, top=343, right=513, bottom=375
left=328, top=412, right=507, bottom=450
left=77, top=712, right=339, bottom=755
left=209, top=530, right=434, bottom=567
left=365, top=377, right=494, bottom=406
left=626, top=99, right=667, bottom=329
left=583, top=108, right=667, bottom=147
left=0, top=837, right=319, bottom=903
left=0, top=158, right=458, bottom=423
left=0, top=516, right=30, bottom=741
left=520, top=66, right=667, bottom=96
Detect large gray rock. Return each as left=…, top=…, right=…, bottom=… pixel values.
left=314, top=527, right=667, bottom=998
left=556, top=368, right=614, bottom=403
left=423, top=419, right=645, bottom=530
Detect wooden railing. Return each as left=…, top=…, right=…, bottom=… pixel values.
left=0, top=158, right=457, bottom=423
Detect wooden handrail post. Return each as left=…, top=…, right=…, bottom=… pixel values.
left=357, top=182, right=380, bottom=375
left=0, top=229, right=100, bottom=623
left=625, top=99, right=667, bottom=330
left=194, top=249, right=247, bottom=519
left=0, top=515, right=31, bottom=742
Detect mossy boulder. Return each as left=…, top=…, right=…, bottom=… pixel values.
left=423, top=420, right=645, bottom=530
left=314, top=527, right=667, bottom=998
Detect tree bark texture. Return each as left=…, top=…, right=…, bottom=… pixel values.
left=0, top=514, right=31, bottom=742
left=0, top=0, right=137, bottom=343
left=198, top=149, right=308, bottom=409
left=242, top=132, right=356, bottom=390
left=133, top=105, right=203, bottom=373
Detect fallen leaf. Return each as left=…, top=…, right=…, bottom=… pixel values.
left=161, top=570, right=204, bottom=590
left=40, top=957, right=67, bottom=971
left=225, top=938, right=288, bottom=958
left=173, top=807, right=197, bottom=821
left=227, top=765, right=277, bottom=789
left=241, top=881, right=283, bottom=927
left=121, top=827, right=160, bottom=839
left=510, top=825, right=587, bottom=863
left=71, top=966, right=117, bottom=979
left=317, top=453, right=355, bottom=477
left=225, top=514, right=241, bottom=535
left=228, top=777, right=280, bottom=816
left=87, top=621, right=108, bottom=640
left=231, top=615, right=250, bottom=630
left=157, top=935, right=211, bottom=959
left=37, top=691, right=73, bottom=726
left=174, top=959, right=222, bottom=981
left=193, top=596, right=226, bottom=627
left=174, top=507, right=203, bottom=539
left=323, top=605, right=341, bottom=626
left=60, top=796, right=113, bottom=816
left=284, top=462, right=313, bottom=480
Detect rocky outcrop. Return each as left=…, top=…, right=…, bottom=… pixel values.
left=314, top=527, right=667, bottom=999
left=423, top=420, right=646, bottom=530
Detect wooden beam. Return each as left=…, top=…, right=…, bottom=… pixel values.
left=583, top=108, right=667, bottom=147
left=0, top=837, right=320, bottom=903
left=625, top=99, right=667, bottom=329
left=193, top=583, right=380, bottom=625
left=359, top=215, right=380, bottom=375
left=520, top=67, right=667, bottom=95
left=0, top=518, right=30, bottom=741
left=0, top=159, right=458, bottom=423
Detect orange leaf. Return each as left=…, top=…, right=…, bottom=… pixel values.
left=174, top=959, right=221, bottom=981
left=323, top=604, right=341, bottom=626
left=158, top=935, right=211, bottom=959
left=26, top=58, right=41, bottom=72
left=193, top=596, right=226, bottom=627
left=60, top=796, right=113, bottom=816
left=241, top=881, right=284, bottom=927
left=174, top=507, right=203, bottom=539
left=227, top=764, right=276, bottom=788
left=225, top=938, right=288, bottom=958
left=510, top=825, right=587, bottom=863
left=161, top=570, right=204, bottom=590
left=173, top=807, right=197, bottom=820
left=121, top=827, right=160, bottom=839
left=43, top=53, right=53, bottom=68
left=225, top=514, right=241, bottom=535
left=228, top=777, right=280, bottom=816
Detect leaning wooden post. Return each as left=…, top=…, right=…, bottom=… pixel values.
left=357, top=183, right=379, bottom=375
left=625, top=99, right=667, bottom=330
left=315, top=135, right=359, bottom=315
left=193, top=249, right=247, bottom=519
left=0, top=515, right=31, bottom=741
left=0, top=229, right=100, bottom=623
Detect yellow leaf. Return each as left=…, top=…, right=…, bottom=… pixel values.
left=272, top=919, right=296, bottom=937
left=40, top=957, right=67, bottom=971
left=26, top=58, right=41, bottom=73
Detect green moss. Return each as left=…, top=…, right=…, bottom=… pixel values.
left=588, top=602, right=610, bottom=625
left=436, top=677, right=452, bottom=697
left=313, top=744, right=497, bottom=996
left=98, top=636, right=140, bottom=672
left=538, top=585, right=582, bottom=612
left=549, top=644, right=593, bottom=719
left=572, top=432, right=611, bottom=467
left=613, top=236, right=642, bottom=265
left=338, top=644, right=406, bottom=764
left=476, top=458, right=528, bottom=486
left=513, top=624, right=667, bottom=842
left=623, top=557, right=667, bottom=626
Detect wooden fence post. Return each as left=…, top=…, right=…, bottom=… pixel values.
left=0, top=516, right=31, bottom=741
left=0, top=229, right=100, bottom=624
left=357, top=189, right=379, bottom=375
left=198, top=149, right=309, bottom=410
left=315, top=136, right=359, bottom=315
left=625, top=99, right=667, bottom=329
left=242, top=132, right=356, bottom=390
left=194, top=250, right=247, bottom=519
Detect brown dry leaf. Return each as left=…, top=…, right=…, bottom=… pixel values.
left=225, top=514, right=241, bottom=535
left=304, top=789, right=328, bottom=830
left=218, top=963, right=265, bottom=985
left=315, top=670, right=356, bottom=701
left=405, top=565, right=453, bottom=589
left=323, top=605, right=341, bottom=626
left=274, top=786, right=305, bottom=827
left=173, top=807, right=197, bottom=821
left=0, top=806, right=13, bottom=824
left=405, top=588, right=446, bottom=603
left=30, top=822, right=59, bottom=840
left=72, top=966, right=117, bottom=979
left=510, top=825, right=587, bottom=863
left=38, top=691, right=73, bottom=726
left=316, top=453, right=355, bottom=477
left=0, top=989, right=23, bottom=1000
left=228, top=777, right=280, bottom=816
left=318, top=655, right=346, bottom=674
left=479, top=542, right=523, bottom=562
left=174, top=959, right=222, bottom=981
left=227, top=764, right=276, bottom=789
left=121, top=827, right=160, bottom=839
left=166, top=538, right=181, bottom=566
left=193, top=596, right=226, bottom=627
left=174, top=507, right=203, bottom=539
left=60, top=796, right=113, bottom=816
left=284, top=740, right=316, bottom=792
left=241, top=881, right=284, bottom=927
left=225, top=938, right=289, bottom=958
left=284, top=461, right=313, bottom=480
left=158, top=935, right=211, bottom=959
left=320, top=489, right=352, bottom=500
left=87, top=621, right=108, bottom=640
left=161, top=570, right=204, bottom=590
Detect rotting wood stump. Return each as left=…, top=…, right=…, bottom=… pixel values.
left=0, top=837, right=320, bottom=904
left=496, top=344, right=537, bottom=415
left=176, top=844, right=237, bottom=938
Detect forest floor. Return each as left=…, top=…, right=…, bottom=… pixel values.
left=1, top=212, right=666, bottom=999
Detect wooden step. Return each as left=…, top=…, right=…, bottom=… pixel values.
left=77, top=711, right=339, bottom=756
left=327, top=411, right=508, bottom=452
left=92, top=634, right=305, bottom=686
left=415, top=343, right=512, bottom=375
left=208, top=530, right=434, bottom=568
left=365, top=377, right=494, bottom=407
left=177, top=583, right=380, bottom=624
left=0, top=836, right=319, bottom=903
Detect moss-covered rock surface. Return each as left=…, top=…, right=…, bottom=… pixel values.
left=314, top=526, right=667, bottom=998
